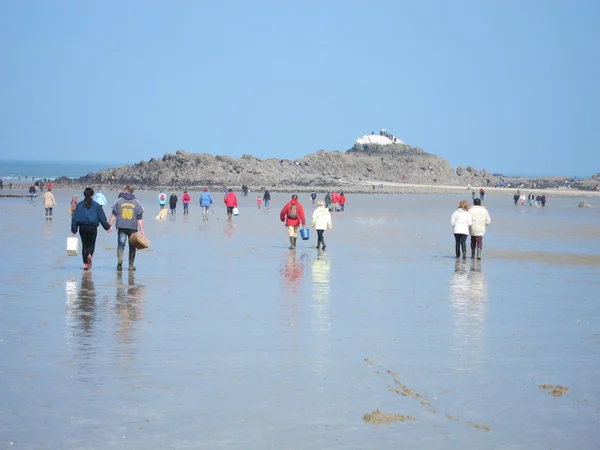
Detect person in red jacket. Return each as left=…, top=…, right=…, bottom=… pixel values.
left=182, top=191, right=191, bottom=214
left=339, top=191, right=346, bottom=211
left=280, top=194, right=306, bottom=249
left=331, top=191, right=339, bottom=212
left=224, top=189, right=238, bottom=223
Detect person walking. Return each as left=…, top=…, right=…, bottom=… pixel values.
left=280, top=194, right=306, bottom=249
left=257, top=196, right=262, bottom=209
left=469, top=198, right=491, bottom=260
left=108, top=185, right=145, bottom=272
left=70, top=195, right=78, bottom=214
left=310, top=191, right=317, bottom=204
left=311, top=200, right=332, bottom=250
left=93, top=190, right=107, bottom=206
left=169, top=192, right=178, bottom=214
left=200, top=188, right=213, bottom=221
left=331, top=191, right=339, bottom=212
left=71, top=187, right=112, bottom=270
left=541, top=194, right=547, bottom=207
left=224, top=189, right=237, bottom=223
left=28, top=184, right=36, bottom=200
left=339, top=192, right=346, bottom=211
left=324, top=192, right=332, bottom=211
left=263, top=190, right=271, bottom=209
left=158, top=192, right=167, bottom=210
left=450, top=200, right=472, bottom=259
left=43, top=188, right=56, bottom=220
left=182, top=191, right=191, bottom=214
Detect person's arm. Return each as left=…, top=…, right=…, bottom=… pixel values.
left=486, top=211, right=491, bottom=226
left=71, top=206, right=77, bottom=235
left=300, top=206, right=306, bottom=226
left=98, top=205, right=111, bottom=231
left=450, top=212, right=456, bottom=227
left=137, top=219, right=144, bottom=235
left=280, top=205, right=287, bottom=222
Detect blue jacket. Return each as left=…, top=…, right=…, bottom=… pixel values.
left=200, top=192, right=213, bottom=207
left=71, top=200, right=110, bottom=233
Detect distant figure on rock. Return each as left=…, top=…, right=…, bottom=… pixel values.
left=450, top=200, right=472, bottom=260
left=169, top=192, right=177, bottom=214
left=263, top=190, right=271, bottom=209
left=158, top=192, right=166, bottom=210
left=311, top=201, right=332, bottom=250
left=339, top=192, right=346, bottom=211
left=200, top=188, right=213, bottom=221
left=469, top=198, right=491, bottom=260
left=182, top=191, right=191, bottom=214
left=280, top=194, right=305, bottom=249
left=224, top=189, right=238, bottom=223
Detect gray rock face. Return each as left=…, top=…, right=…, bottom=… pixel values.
left=55, top=143, right=599, bottom=192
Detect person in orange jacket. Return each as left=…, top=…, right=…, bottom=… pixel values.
left=280, top=194, right=306, bottom=249
left=224, top=189, right=238, bottom=223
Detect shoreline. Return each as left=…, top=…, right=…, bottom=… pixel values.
left=3, top=181, right=599, bottom=200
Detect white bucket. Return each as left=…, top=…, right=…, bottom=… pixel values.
left=66, top=237, right=81, bottom=256
left=233, top=207, right=239, bottom=216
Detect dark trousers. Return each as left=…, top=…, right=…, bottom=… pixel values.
left=79, top=225, right=98, bottom=264
left=454, top=233, right=467, bottom=257
left=470, top=235, right=483, bottom=250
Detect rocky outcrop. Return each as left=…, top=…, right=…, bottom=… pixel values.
left=55, top=142, right=600, bottom=193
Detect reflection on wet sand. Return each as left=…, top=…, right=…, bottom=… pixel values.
left=64, top=272, right=99, bottom=368
left=311, top=250, right=332, bottom=373
left=490, top=249, right=600, bottom=267
left=279, top=251, right=307, bottom=328
left=113, top=271, right=146, bottom=370
left=449, top=260, right=488, bottom=372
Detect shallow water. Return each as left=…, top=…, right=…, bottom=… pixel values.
left=1, top=190, right=599, bottom=449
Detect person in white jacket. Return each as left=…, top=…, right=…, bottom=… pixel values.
left=311, top=201, right=332, bottom=250
left=469, top=198, right=491, bottom=259
left=450, top=200, right=472, bottom=259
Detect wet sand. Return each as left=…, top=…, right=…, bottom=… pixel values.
left=1, top=191, right=599, bottom=449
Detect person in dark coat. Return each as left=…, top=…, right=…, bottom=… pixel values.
left=169, top=192, right=178, bottom=214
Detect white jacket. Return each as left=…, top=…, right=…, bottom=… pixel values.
left=450, top=208, right=472, bottom=235
left=311, top=206, right=332, bottom=230
left=469, top=205, right=491, bottom=236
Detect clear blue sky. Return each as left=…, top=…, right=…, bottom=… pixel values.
left=1, top=1, right=598, bottom=176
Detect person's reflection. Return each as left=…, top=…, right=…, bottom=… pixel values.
left=279, top=251, right=306, bottom=327
left=114, top=271, right=145, bottom=369
left=64, top=272, right=97, bottom=359
left=449, top=259, right=488, bottom=371
left=311, top=250, right=332, bottom=374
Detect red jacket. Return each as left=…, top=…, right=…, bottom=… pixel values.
left=224, top=191, right=238, bottom=208
left=339, top=194, right=346, bottom=205
left=182, top=193, right=191, bottom=204
left=280, top=200, right=305, bottom=227
left=332, top=192, right=339, bottom=203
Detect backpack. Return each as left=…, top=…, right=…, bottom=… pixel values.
left=160, top=193, right=165, bottom=202
left=288, top=203, right=298, bottom=219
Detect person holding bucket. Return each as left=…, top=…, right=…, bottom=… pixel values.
left=280, top=194, right=306, bottom=249
left=311, top=200, right=332, bottom=250
left=71, top=187, right=112, bottom=270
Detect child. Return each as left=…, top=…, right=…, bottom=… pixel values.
left=257, top=196, right=262, bottom=209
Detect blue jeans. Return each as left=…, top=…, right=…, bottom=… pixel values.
left=118, top=229, right=135, bottom=250
left=264, top=199, right=270, bottom=208
left=183, top=204, right=189, bottom=213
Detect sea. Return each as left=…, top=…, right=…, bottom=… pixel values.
left=0, top=159, right=123, bottom=181
left=1, top=169, right=599, bottom=448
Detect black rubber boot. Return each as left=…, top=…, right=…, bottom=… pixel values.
left=129, top=248, right=137, bottom=271
left=117, top=248, right=124, bottom=271
left=321, top=238, right=326, bottom=250
left=292, top=237, right=297, bottom=249
left=289, top=237, right=294, bottom=249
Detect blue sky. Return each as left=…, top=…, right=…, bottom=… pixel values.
left=1, top=1, right=598, bottom=176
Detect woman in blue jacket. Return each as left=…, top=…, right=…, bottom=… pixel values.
left=71, top=187, right=111, bottom=270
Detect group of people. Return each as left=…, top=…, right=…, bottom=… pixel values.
left=450, top=199, right=492, bottom=260
left=323, top=191, right=346, bottom=212
left=376, top=129, right=399, bottom=143
left=71, top=185, right=144, bottom=272
left=279, top=194, right=332, bottom=250
left=471, top=188, right=486, bottom=201
left=513, top=191, right=547, bottom=207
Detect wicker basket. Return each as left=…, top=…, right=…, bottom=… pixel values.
left=129, top=232, right=150, bottom=250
